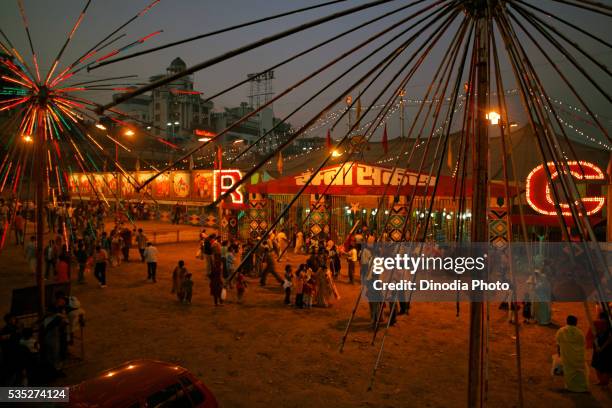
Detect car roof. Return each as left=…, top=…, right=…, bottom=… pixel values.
left=70, top=360, right=191, bottom=406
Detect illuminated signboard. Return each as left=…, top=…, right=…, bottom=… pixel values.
left=214, top=169, right=244, bottom=204
left=526, top=161, right=605, bottom=216
left=194, top=129, right=216, bottom=137
left=68, top=169, right=243, bottom=204
left=294, top=163, right=435, bottom=187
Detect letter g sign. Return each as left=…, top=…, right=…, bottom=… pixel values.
left=526, top=161, right=605, bottom=216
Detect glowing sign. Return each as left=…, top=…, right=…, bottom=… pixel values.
left=526, top=161, right=605, bottom=216
left=294, top=163, right=435, bottom=188
left=194, top=129, right=216, bottom=137
left=213, top=169, right=244, bottom=204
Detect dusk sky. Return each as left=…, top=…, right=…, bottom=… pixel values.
left=1, top=0, right=610, bottom=145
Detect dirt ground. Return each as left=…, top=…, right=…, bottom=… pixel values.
left=1, top=221, right=611, bottom=408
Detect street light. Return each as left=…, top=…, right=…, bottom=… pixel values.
left=23, top=134, right=33, bottom=143
left=331, top=149, right=343, bottom=157
left=167, top=121, right=180, bottom=142
left=95, top=123, right=107, bottom=130
left=124, top=129, right=135, bottom=137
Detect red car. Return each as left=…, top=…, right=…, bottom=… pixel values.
left=69, top=360, right=218, bottom=407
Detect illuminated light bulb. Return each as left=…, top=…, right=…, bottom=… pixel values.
left=486, top=111, right=501, bottom=125
left=95, top=123, right=107, bottom=130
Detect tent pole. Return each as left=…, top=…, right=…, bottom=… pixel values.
left=468, top=11, right=489, bottom=408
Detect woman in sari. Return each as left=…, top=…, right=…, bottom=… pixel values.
left=315, top=266, right=333, bottom=307
left=171, top=260, right=188, bottom=301
left=209, top=254, right=224, bottom=306
left=533, top=271, right=552, bottom=325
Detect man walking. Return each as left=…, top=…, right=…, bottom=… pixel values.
left=346, top=244, right=358, bottom=284
left=120, top=227, right=132, bottom=262
left=94, top=245, right=108, bottom=288
left=135, top=228, right=147, bottom=262
left=260, top=247, right=283, bottom=286
left=143, top=242, right=158, bottom=283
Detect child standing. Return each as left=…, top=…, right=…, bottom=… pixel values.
left=236, top=269, right=247, bottom=304
left=181, top=273, right=194, bottom=304
left=294, top=264, right=305, bottom=308
left=283, top=265, right=293, bottom=305
left=303, top=274, right=315, bottom=309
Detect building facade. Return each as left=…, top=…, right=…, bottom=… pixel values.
left=113, top=57, right=214, bottom=141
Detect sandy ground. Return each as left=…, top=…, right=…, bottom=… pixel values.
left=1, top=221, right=611, bottom=408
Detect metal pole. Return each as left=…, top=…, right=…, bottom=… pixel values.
left=35, top=109, right=45, bottom=318
left=607, top=153, right=612, bottom=243
left=468, top=12, right=489, bottom=408
left=115, top=143, right=119, bottom=213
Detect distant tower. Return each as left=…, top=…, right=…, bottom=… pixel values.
left=247, top=70, right=274, bottom=109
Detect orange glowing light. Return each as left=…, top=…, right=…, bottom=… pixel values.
left=194, top=129, right=216, bottom=138
left=526, top=161, right=605, bottom=216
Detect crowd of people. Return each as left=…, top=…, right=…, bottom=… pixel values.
left=1, top=292, right=85, bottom=386
left=2, top=198, right=611, bottom=393
left=188, top=226, right=378, bottom=309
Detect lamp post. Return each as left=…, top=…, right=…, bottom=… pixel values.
left=167, top=121, right=180, bottom=162
left=346, top=95, right=352, bottom=135
left=167, top=120, right=180, bottom=142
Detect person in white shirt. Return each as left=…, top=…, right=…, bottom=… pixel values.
left=346, top=244, right=358, bottom=284
left=275, top=230, right=288, bottom=256
left=143, top=242, right=159, bottom=282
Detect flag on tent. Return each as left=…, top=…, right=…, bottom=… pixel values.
left=381, top=124, right=388, bottom=154
left=277, top=150, right=284, bottom=175
left=214, top=145, right=223, bottom=170
left=326, top=129, right=332, bottom=148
